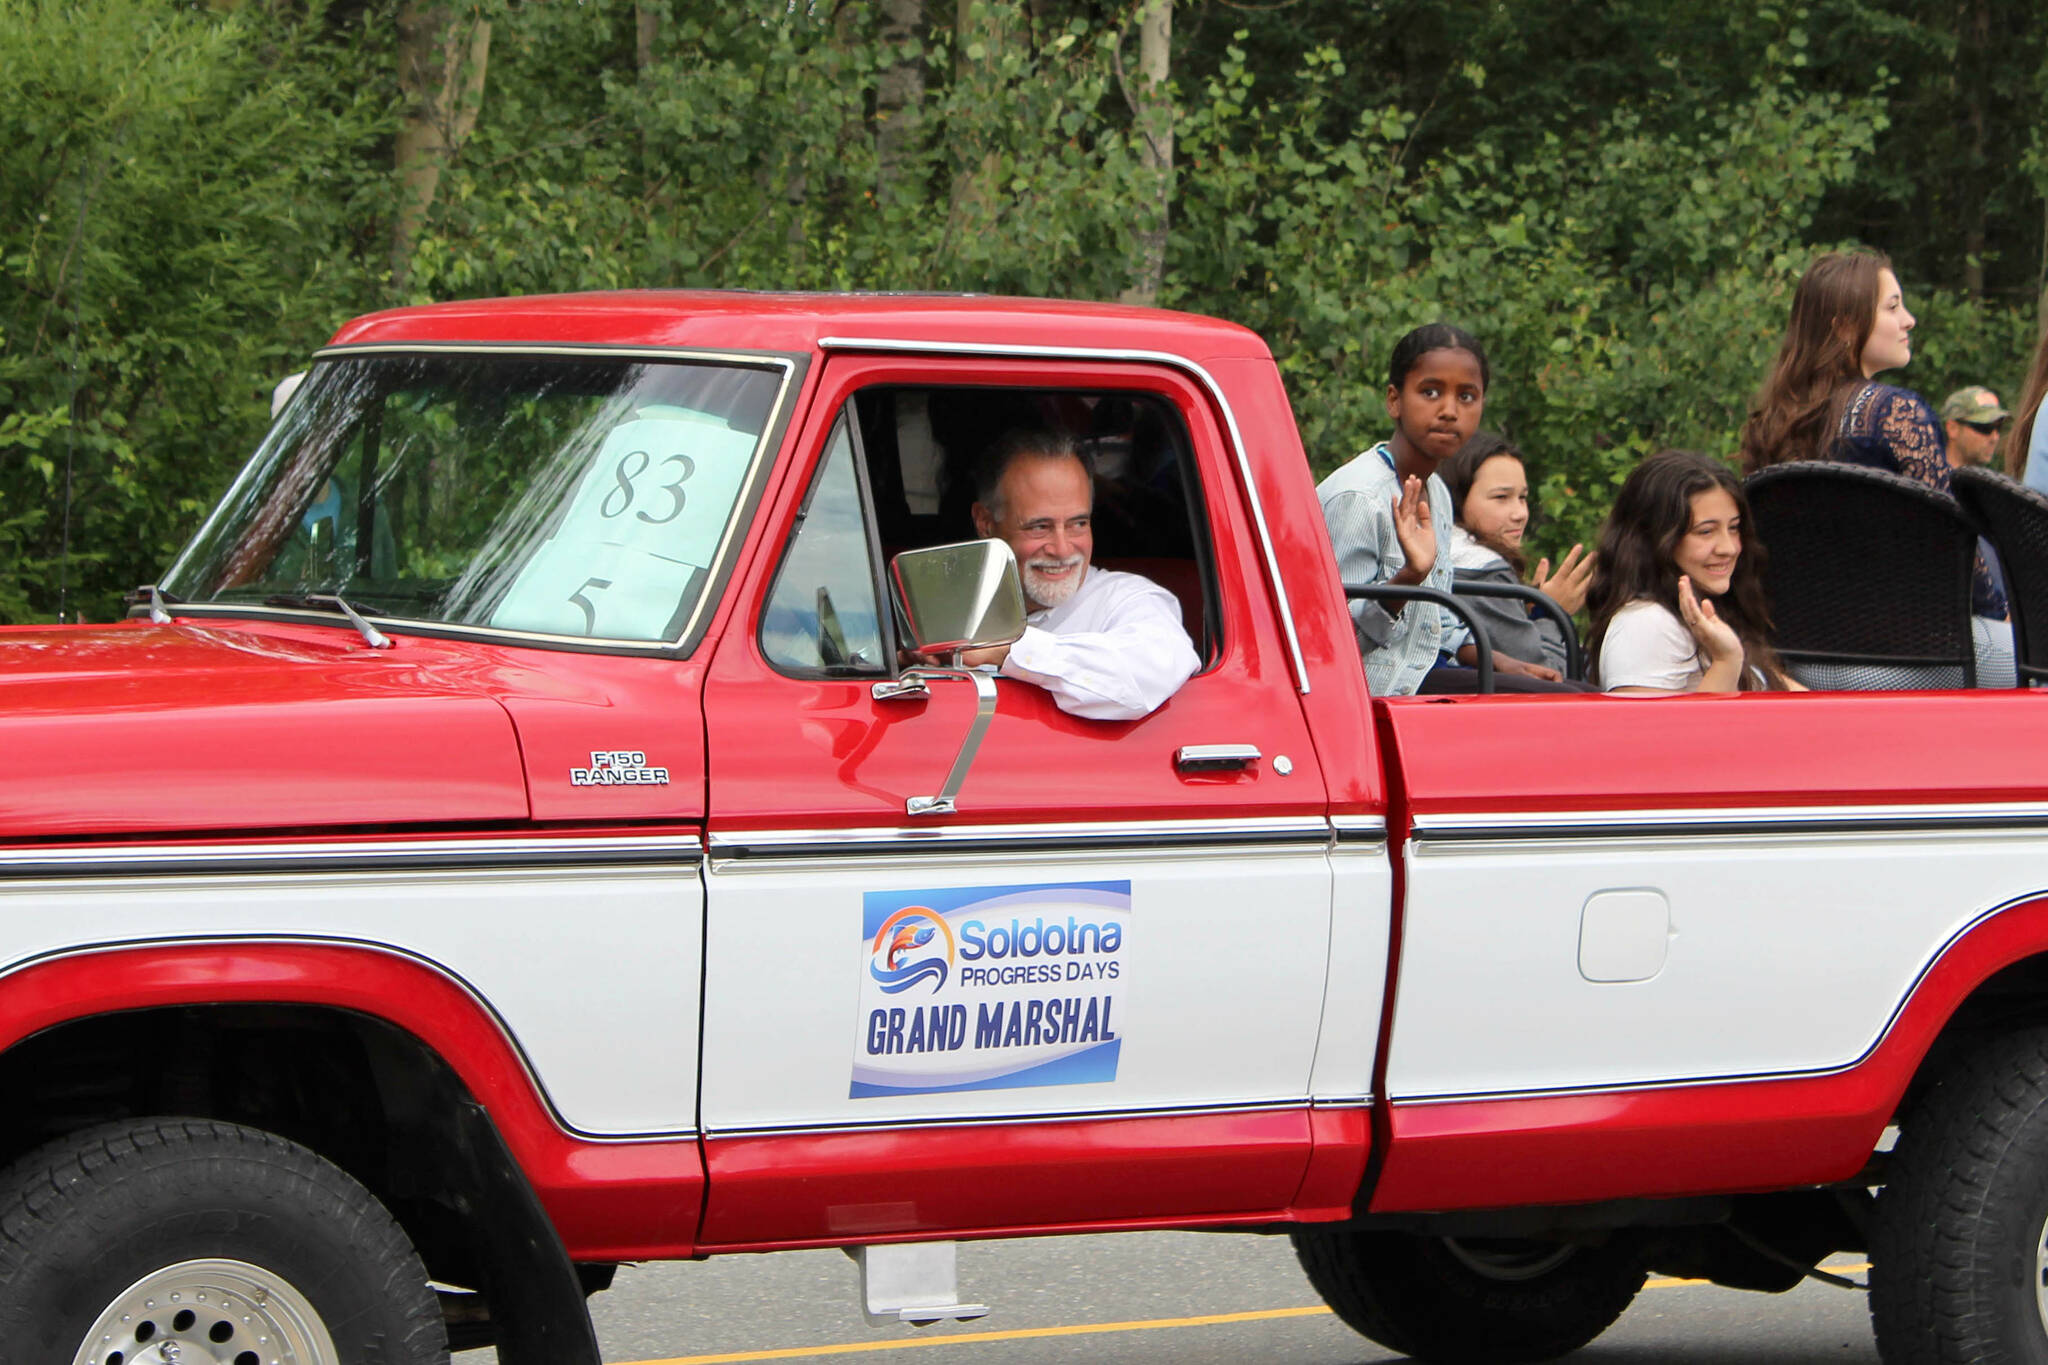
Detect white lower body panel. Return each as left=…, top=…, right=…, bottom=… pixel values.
left=699, top=840, right=1340, bottom=1133
left=1391, top=824, right=2048, bottom=1099
left=0, top=859, right=702, bottom=1135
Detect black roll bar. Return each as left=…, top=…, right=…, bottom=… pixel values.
left=1344, top=583, right=1495, bottom=694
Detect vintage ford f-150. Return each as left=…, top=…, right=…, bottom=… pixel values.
left=4, top=293, right=2044, bottom=1365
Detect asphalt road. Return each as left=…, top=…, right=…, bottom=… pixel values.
left=459, top=1231, right=1880, bottom=1364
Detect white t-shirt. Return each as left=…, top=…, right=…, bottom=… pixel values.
left=1597, top=599, right=1707, bottom=693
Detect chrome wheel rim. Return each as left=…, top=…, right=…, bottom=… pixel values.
left=72, top=1257, right=336, bottom=1365
left=2036, top=1210, right=2048, bottom=1340
left=1443, top=1237, right=1578, bottom=1282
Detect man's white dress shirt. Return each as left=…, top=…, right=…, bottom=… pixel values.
left=999, top=566, right=1199, bottom=721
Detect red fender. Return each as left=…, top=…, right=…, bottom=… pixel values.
left=0, top=941, right=703, bottom=1260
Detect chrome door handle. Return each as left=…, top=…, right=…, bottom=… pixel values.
left=1175, top=744, right=1261, bottom=774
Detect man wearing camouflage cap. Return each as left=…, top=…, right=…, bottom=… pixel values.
left=1940, top=385, right=2011, bottom=468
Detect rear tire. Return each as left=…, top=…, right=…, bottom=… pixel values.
left=1871, top=1026, right=2048, bottom=1365
left=1292, top=1226, right=1645, bottom=1364
left=0, top=1117, right=447, bottom=1364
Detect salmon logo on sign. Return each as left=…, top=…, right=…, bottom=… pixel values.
left=867, top=908, right=956, bottom=995
left=851, top=880, right=1129, bottom=1099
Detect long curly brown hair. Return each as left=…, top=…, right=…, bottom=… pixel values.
left=2001, top=325, right=2048, bottom=479
left=1738, top=250, right=1891, bottom=472
left=1586, top=450, right=1790, bottom=691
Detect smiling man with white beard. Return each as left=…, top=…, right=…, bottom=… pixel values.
left=949, top=428, right=1199, bottom=721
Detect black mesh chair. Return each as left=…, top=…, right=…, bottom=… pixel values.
left=1952, top=465, right=2048, bottom=685
left=1744, top=462, right=1978, bottom=688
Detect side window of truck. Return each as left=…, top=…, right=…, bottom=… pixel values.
left=852, top=386, right=1219, bottom=665
left=760, top=383, right=1219, bottom=679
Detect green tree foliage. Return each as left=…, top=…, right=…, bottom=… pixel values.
left=1, top=0, right=2043, bottom=619
left=0, top=0, right=384, bottom=621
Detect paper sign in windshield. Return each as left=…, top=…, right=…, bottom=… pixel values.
left=851, top=880, right=1128, bottom=1099
left=491, top=410, right=754, bottom=639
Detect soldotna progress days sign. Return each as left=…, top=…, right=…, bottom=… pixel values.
left=850, top=880, right=1129, bottom=1099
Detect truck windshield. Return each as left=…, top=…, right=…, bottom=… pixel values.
left=162, top=351, right=787, bottom=646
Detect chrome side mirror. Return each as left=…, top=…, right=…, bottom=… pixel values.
left=874, top=540, right=1028, bottom=817
left=888, top=539, right=1026, bottom=661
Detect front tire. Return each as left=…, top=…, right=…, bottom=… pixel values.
left=1872, top=1026, right=2048, bottom=1365
left=1292, top=1226, right=1645, bottom=1364
left=0, top=1117, right=447, bottom=1364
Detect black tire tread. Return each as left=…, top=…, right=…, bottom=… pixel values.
left=1293, top=1224, right=1431, bottom=1359
left=1292, top=1226, right=1645, bottom=1365
left=1872, top=1025, right=2048, bottom=1365
left=0, top=1116, right=446, bottom=1363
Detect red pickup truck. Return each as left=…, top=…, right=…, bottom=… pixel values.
left=5, top=293, right=2044, bottom=1365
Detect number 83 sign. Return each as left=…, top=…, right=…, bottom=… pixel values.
left=600, top=449, right=694, bottom=524
left=490, top=412, right=756, bottom=641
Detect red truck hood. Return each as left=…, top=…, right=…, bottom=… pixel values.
left=0, top=622, right=530, bottom=839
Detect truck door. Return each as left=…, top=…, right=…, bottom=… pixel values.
left=696, top=353, right=1340, bottom=1245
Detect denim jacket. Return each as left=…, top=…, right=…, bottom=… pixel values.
left=1318, top=442, right=1459, bottom=697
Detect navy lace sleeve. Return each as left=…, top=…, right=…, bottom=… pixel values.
left=1872, top=387, right=1949, bottom=487
left=1836, top=384, right=2007, bottom=618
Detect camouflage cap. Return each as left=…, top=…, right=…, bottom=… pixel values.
left=1939, top=385, right=2010, bottom=424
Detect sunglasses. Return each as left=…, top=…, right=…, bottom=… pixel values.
left=1963, top=419, right=2008, bottom=435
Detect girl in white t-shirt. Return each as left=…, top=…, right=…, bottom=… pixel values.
left=1586, top=450, right=1799, bottom=694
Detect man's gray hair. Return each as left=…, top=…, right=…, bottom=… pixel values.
left=972, top=427, right=1089, bottom=521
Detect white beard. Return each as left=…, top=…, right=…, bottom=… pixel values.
left=1022, top=555, right=1086, bottom=610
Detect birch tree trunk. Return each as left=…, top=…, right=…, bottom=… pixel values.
left=875, top=0, right=926, bottom=205
left=1960, top=0, right=1988, bottom=298
left=635, top=4, right=659, bottom=76
left=1119, top=0, right=1172, bottom=307
left=947, top=0, right=1006, bottom=243
left=391, top=1, right=492, bottom=291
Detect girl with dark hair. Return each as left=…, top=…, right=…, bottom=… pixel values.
left=1738, top=250, right=1907, bottom=473
left=1439, top=432, right=1592, bottom=679
left=1318, top=323, right=1491, bottom=696
left=1739, top=249, right=2012, bottom=686
left=1586, top=450, right=1799, bottom=694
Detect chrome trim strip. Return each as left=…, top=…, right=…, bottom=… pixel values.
left=0, top=934, right=693, bottom=1143
left=709, top=816, right=1332, bottom=859
left=1310, top=1095, right=1374, bottom=1109
left=1392, top=1071, right=1821, bottom=1106
left=0, top=835, right=703, bottom=880
left=1388, top=1052, right=1893, bottom=1105
left=1330, top=814, right=1388, bottom=843
left=314, top=343, right=791, bottom=364
left=817, top=335, right=1312, bottom=696
left=704, top=1096, right=1312, bottom=1140
left=194, top=345, right=797, bottom=655
left=1410, top=801, right=2048, bottom=844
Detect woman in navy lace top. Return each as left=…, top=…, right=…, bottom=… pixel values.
left=1739, top=249, right=2012, bottom=685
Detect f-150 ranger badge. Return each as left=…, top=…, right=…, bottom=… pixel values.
left=569, top=750, right=670, bottom=786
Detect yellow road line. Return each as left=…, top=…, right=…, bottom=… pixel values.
left=1646, top=1260, right=1869, bottom=1290
left=617, top=1261, right=1874, bottom=1364
left=618, top=1307, right=1331, bottom=1364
